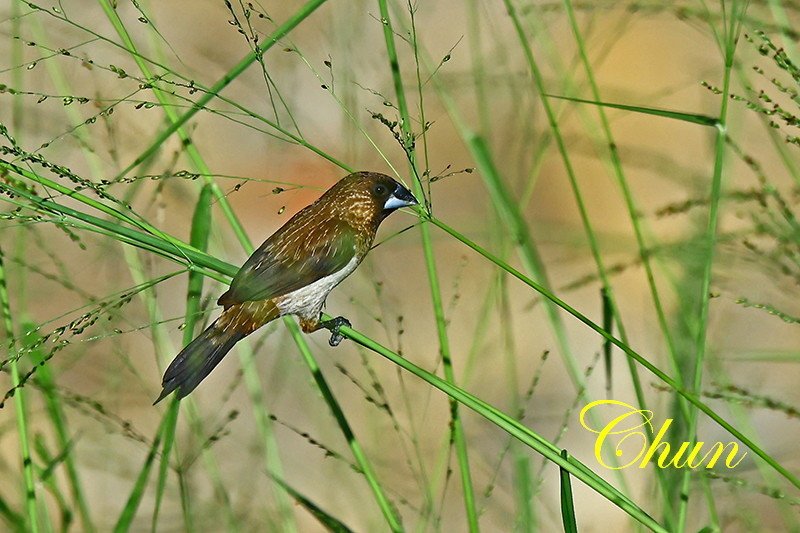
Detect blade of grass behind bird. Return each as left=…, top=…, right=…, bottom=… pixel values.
left=151, top=401, right=181, bottom=532
left=0, top=163, right=234, bottom=278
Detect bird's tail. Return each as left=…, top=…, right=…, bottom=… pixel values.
left=154, top=320, right=244, bottom=404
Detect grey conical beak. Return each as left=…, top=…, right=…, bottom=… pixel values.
left=384, top=183, right=418, bottom=210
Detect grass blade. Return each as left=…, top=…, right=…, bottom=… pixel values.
left=601, top=288, right=612, bottom=395
left=151, top=400, right=181, bottom=532
left=545, top=94, right=720, bottom=127
left=428, top=216, right=800, bottom=492
left=268, top=473, right=355, bottom=533
left=677, top=4, right=749, bottom=530
left=288, top=319, right=403, bottom=531
left=337, top=322, right=665, bottom=532
left=33, top=434, right=75, bottom=531
left=113, top=420, right=166, bottom=533
left=559, top=450, right=578, bottom=533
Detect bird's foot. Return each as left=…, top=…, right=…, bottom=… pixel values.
left=320, top=316, right=351, bottom=347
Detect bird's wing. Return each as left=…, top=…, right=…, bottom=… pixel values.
left=218, top=218, right=358, bottom=307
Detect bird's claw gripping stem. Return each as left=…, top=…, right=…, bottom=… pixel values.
left=321, top=316, right=351, bottom=347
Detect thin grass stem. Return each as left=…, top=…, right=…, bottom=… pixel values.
left=376, top=0, right=478, bottom=529
left=0, top=249, right=39, bottom=532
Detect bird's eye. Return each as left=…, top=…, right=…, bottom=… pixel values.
left=373, top=184, right=387, bottom=196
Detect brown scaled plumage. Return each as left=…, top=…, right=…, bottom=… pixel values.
left=154, top=171, right=418, bottom=403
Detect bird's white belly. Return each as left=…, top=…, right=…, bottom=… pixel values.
left=274, top=256, right=359, bottom=319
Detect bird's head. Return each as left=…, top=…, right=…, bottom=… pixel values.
left=322, top=171, right=418, bottom=231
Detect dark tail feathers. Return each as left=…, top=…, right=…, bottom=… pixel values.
left=154, top=321, right=244, bottom=404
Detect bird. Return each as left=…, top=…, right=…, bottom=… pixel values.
left=154, top=171, right=418, bottom=403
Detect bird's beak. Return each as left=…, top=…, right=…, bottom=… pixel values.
left=384, top=183, right=419, bottom=210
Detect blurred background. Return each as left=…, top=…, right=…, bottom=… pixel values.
left=1, top=0, right=799, bottom=531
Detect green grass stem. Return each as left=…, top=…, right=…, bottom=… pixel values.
left=677, top=4, right=747, bottom=530
left=558, top=450, right=578, bottom=533
left=0, top=248, right=38, bottom=532
left=376, top=1, right=478, bottom=529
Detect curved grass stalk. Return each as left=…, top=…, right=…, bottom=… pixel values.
left=500, top=0, right=653, bottom=454
left=113, top=417, right=166, bottom=532
left=337, top=321, right=666, bottom=532
left=427, top=216, right=800, bottom=492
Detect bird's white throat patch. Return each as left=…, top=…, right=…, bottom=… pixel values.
left=274, top=255, right=359, bottom=319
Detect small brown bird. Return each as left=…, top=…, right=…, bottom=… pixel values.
left=155, top=171, right=418, bottom=403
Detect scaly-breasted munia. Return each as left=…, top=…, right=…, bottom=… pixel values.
left=155, top=171, right=418, bottom=402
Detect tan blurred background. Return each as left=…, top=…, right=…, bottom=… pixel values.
left=1, top=0, right=799, bottom=531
